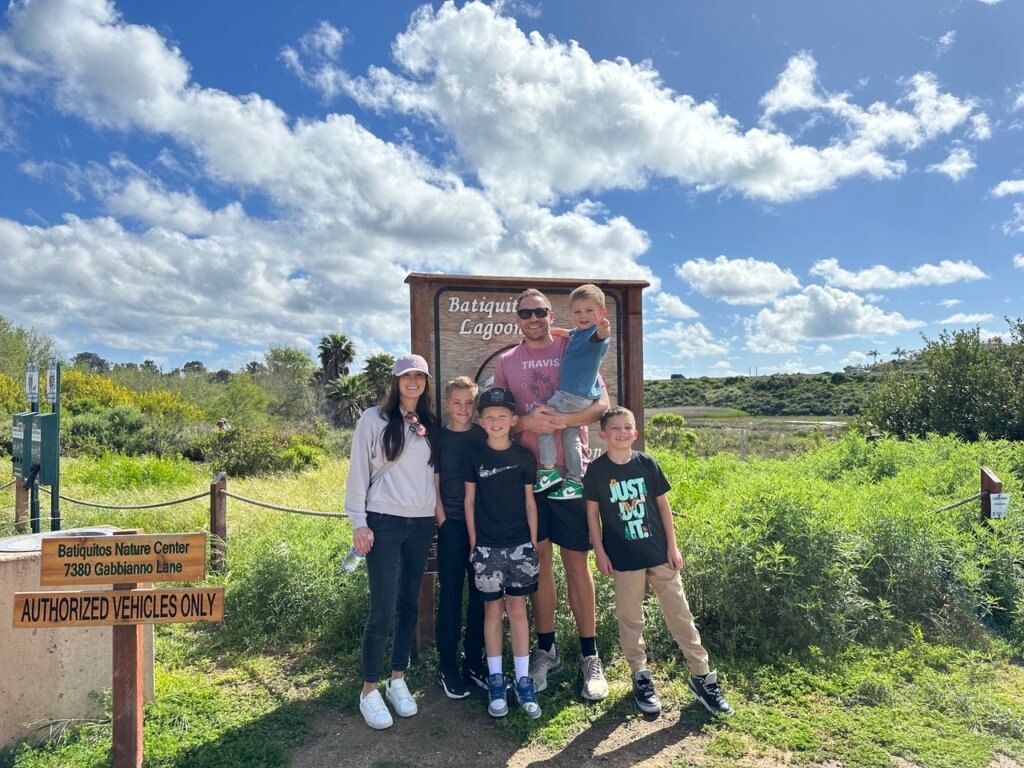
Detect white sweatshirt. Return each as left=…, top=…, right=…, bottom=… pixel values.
left=344, top=406, right=436, bottom=529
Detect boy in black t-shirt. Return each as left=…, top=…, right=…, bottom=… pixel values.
left=584, top=406, right=733, bottom=717
left=434, top=376, right=488, bottom=699
left=464, top=387, right=541, bottom=720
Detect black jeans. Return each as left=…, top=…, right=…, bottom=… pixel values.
left=360, top=512, right=435, bottom=683
left=434, top=518, right=484, bottom=667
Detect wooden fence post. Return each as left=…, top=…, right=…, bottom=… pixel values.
left=14, top=481, right=28, bottom=533
left=981, top=467, right=1002, bottom=524
left=111, top=530, right=144, bottom=768
left=210, top=473, right=227, bottom=572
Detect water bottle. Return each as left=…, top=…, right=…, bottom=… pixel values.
left=340, top=546, right=364, bottom=574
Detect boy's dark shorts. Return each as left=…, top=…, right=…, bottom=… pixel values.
left=535, top=490, right=592, bottom=552
left=471, top=542, right=539, bottom=601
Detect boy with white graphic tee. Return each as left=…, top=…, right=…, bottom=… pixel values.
left=464, top=388, right=542, bottom=719
left=584, top=406, right=734, bottom=717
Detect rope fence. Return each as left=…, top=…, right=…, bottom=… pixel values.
left=220, top=490, right=346, bottom=519
left=0, top=479, right=14, bottom=492
left=39, top=486, right=208, bottom=511
left=933, top=491, right=986, bottom=514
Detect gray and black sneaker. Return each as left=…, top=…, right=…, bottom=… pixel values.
left=632, top=669, right=661, bottom=714
left=688, top=670, right=734, bottom=716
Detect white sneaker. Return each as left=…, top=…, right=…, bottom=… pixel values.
left=580, top=655, right=609, bottom=701
left=528, top=646, right=562, bottom=693
left=359, top=689, right=393, bottom=730
left=385, top=677, right=418, bottom=717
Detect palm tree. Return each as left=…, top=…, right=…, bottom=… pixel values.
left=318, top=334, right=356, bottom=382
left=363, top=353, right=395, bottom=403
left=891, top=347, right=908, bottom=364
left=326, top=374, right=371, bottom=427
left=867, top=349, right=880, bottom=366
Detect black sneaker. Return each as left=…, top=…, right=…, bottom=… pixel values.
left=460, top=657, right=488, bottom=690
left=437, top=666, right=471, bottom=699
left=687, top=670, right=734, bottom=716
left=632, top=670, right=661, bottom=714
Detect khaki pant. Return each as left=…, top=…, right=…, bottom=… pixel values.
left=612, top=564, right=710, bottom=676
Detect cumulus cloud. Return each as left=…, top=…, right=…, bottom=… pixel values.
left=1014, top=254, right=1024, bottom=269
left=926, top=147, right=974, bottom=181
left=676, top=255, right=800, bottom=305
left=992, top=179, right=1024, bottom=197
left=648, top=322, right=729, bottom=359
left=652, top=291, right=699, bottom=319
left=810, top=257, right=987, bottom=289
left=745, top=285, right=924, bottom=353
left=280, top=21, right=349, bottom=100
left=335, top=6, right=985, bottom=204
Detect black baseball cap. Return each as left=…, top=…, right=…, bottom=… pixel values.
left=477, top=387, right=517, bottom=414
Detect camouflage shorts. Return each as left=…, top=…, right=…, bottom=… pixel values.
left=471, top=542, right=539, bottom=600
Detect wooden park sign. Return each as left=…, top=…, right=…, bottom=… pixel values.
left=39, top=533, right=206, bottom=586
left=11, top=530, right=222, bottom=768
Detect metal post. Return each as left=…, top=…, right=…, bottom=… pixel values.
left=49, top=360, right=61, bottom=531
left=14, top=480, right=28, bottom=533
left=210, top=473, right=228, bottom=572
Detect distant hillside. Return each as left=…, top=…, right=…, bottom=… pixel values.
left=644, top=372, right=881, bottom=416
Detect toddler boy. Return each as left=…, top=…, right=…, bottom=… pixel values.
left=533, top=283, right=611, bottom=501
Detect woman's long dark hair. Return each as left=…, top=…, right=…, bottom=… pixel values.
left=380, top=375, right=437, bottom=467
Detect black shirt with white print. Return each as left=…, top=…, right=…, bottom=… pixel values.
left=464, top=441, right=536, bottom=547
left=583, top=451, right=672, bottom=572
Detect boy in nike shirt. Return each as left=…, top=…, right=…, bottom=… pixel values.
left=584, top=406, right=733, bottom=717
left=464, top=387, right=541, bottom=719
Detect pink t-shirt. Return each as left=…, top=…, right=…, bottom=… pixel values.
left=493, top=336, right=598, bottom=474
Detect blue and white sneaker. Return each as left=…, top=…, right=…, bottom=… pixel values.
left=514, top=676, right=542, bottom=719
left=487, top=673, right=508, bottom=718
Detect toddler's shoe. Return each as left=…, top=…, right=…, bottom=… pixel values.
left=549, top=478, right=584, bottom=501
left=533, top=468, right=562, bottom=492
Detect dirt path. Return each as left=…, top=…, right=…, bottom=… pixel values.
left=290, top=684, right=712, bottom=768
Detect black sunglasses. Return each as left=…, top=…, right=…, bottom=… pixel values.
left=517, top=307, right=551, bottom=319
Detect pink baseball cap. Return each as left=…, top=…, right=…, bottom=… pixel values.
left=392, top=354, right=431, bottom=378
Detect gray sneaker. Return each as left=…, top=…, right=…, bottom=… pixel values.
left=528, top=646, right=562, bottom=693
left=688, top=670, right=734, bottom=716
left=580, top=655, right=609, bottom=701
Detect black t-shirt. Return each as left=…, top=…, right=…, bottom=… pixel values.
left=437, top=424, right=487, bottom=521
left=583, top=451, right=672, bottom=571
left=464, top=441, right=536, bottom=547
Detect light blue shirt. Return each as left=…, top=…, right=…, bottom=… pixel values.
left=559, top=325, right=609, bottom=399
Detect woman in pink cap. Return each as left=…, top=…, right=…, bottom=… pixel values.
left=344, top=354, right=438, bottom=729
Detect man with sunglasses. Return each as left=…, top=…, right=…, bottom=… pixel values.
left=492, top=288, right=611, bottom=701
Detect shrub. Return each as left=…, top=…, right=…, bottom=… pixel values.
left=63, top=406, right=194, bottom=457
left=193, top=427, right=323, bottom=476
left=645, top=412, right=697, bottom=455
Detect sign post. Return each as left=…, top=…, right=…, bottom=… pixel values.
left=12, top=530, right=222, bottom=767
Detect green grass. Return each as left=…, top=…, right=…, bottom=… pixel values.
left=3, top=438, right=1024, bottom=766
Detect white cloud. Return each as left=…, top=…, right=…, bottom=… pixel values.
left=843, top=350, right=871, bottom=366
left=816, top=344, right=833, bottom=353
left=937, top=31, right=956, bottom=56
left=652, top=291, right=699, bottom=319
left=992, top=179, right=1024, bottom=197
left=676, top=255, right=800, bottom=305
left=969, top=113, right=991, bottom=140
left=280, top=21, right=349, bottom=101
left=334, top=7, right=985, bottom=204
left=938, top=298, right=962, bottom=307
left=977, top=0, right=1002, bottom=4
left=926, top=147, right=974, bottom=181
left=1014, top=254, right=1024, bottom=269
left=648, top=322, right=729, bottom=359
left=745, top=285, right=925, bottom=353
left=1005, top=203, right=1024, bottom=235
left=1015, top=90, right=1024, bottom=112
left=810, top=257, right=987, bottom=289
left=940, top=312, right=994, bottom=324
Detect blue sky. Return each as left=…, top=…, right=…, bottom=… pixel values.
left=1, top=0, right=1022, bottom=378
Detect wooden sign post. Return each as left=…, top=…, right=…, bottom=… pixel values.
left=12, top=530, right=223, bottom=767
